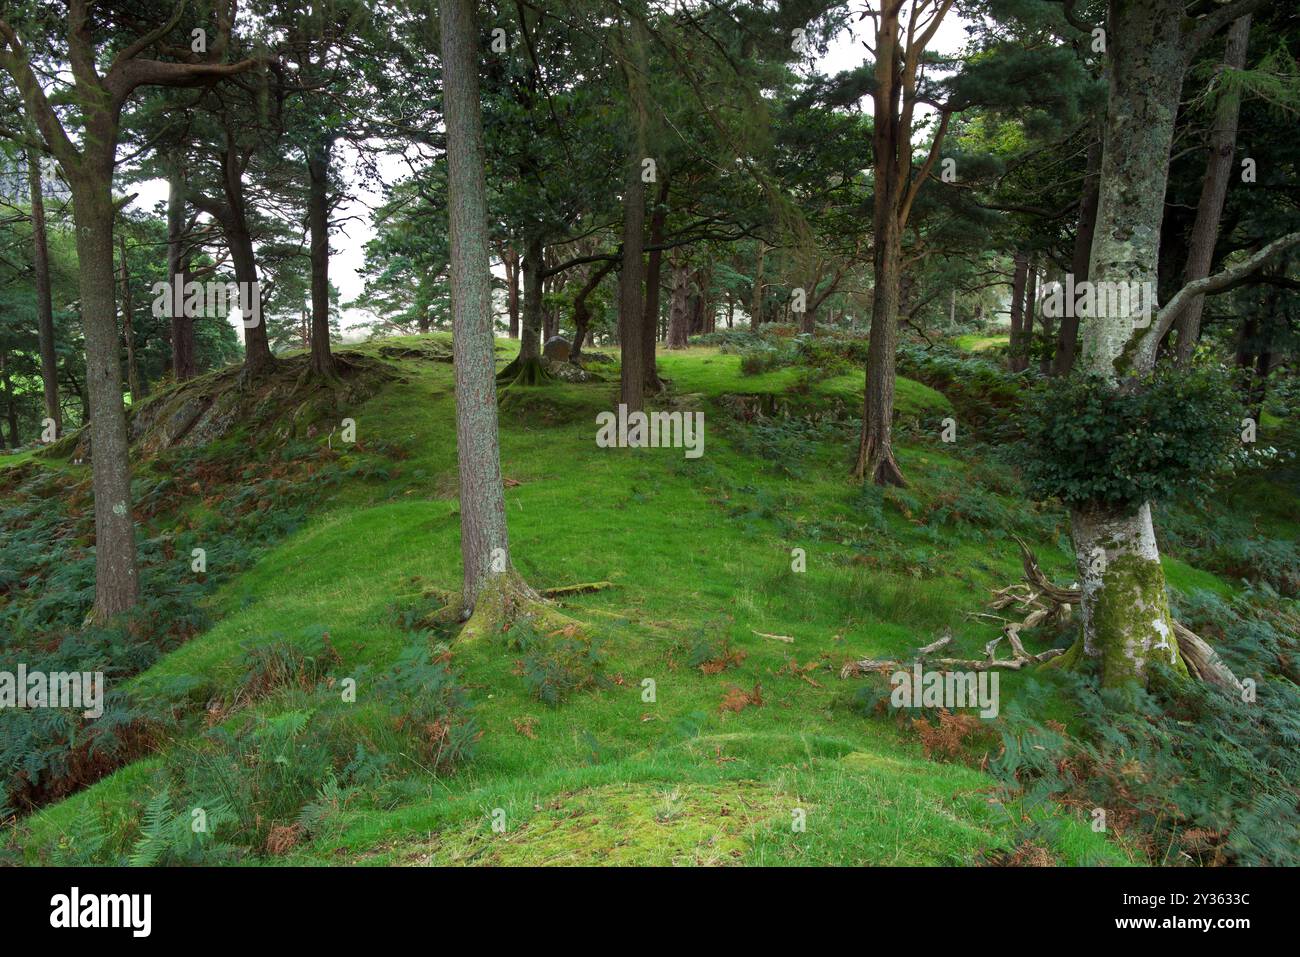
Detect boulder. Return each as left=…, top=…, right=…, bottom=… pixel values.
left=543, top=336, right=571, bottom=362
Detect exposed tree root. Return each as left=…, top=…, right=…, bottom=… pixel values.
left=537, top=581, right=615, bottom=599
left=852, top=433, right=908, bottom=487
left=840, top=535, right=1243, bottom=688
left=496, top=355, right=553, bottom=386
left=443, top=572, right=586, bottom=644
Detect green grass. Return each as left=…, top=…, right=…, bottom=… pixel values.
left=12, top=338, right=1223, bottom=867
left=952, top=334, right=1009, bottom=352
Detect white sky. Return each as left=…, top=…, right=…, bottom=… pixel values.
left=125, top=7, right=970, bottom=340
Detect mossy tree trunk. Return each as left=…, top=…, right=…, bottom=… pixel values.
left=1064, top=503, right=1187, bottom=685
left=1061, top=0, right=1237, bottom=687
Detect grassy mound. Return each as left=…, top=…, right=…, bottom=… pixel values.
left=4, top=334, right=1295, bottom=866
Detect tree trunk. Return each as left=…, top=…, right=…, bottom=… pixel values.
left=1173, top=14, right=1251, bottom=365
left=1038, top=267, right=1058, bottom=375
left=571, top=259, right=614, bottom=360
left=1008, top=251, right=1028, bottom=370
left=307, top=138, right=336, bottom=378
left=642, top=177, right=669, bottom=389
left=519, top=235, right=543, bottom=361
left=1063, top=502, right=1186, bottom=685
left=504, top=245, right=520, bottom=338
left=618, top=146, right=646, bottom=413
left=224, top=142, right=275, bottom=377
left=118, top=234, right=145, bottom=402
left=666, top=260, right=690, bottom=348
left=228, top=220, right=273, bottom=376
left=855, top=212, right=906, bottom=486
left=751, top=241, right=764, bottom=328
left=439, top=0, right=517, bottom=607
left=1054, top=135, right=1101, bottom=376
left=1017, top=258, right=1037, bottom=373
left=71, top=175, right=139, bottom=620
left=0, top=350, right=18, bottom=446
left=167, top=166, right=196, bottom=382
left=27, top=144, right=60, bottom=435
left=542, top=270, right=558, bottom=341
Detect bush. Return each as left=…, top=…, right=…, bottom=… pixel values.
left=1019, top=367, right=1241, bottom=510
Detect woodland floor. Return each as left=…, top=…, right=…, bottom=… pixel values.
left=2, top=333, right=1293, bottom=866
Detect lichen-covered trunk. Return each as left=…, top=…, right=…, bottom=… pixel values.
left=1065, top=503, right=1186, bottom=685
left=440, top=0, right=514, bottom=606
left=27, top=145, right=60, bottom=433
left=1067, top=0, right=1189, bottom=686
left=72, top=177, right=139, bottom=620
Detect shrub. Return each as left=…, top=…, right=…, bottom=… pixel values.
left=1018, top=367, right=1241, bottom=510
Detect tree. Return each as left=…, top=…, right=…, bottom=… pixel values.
left=852, top=0, right=954, bottom=486
left=25, top=138, right=58, bottom=434
left=1047, top=0, right=1299, bottom=687
left=0, top=1, right=256, bottom=621
left=436, top=0, right=563, bottom=638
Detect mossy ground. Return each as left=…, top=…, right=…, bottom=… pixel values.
left=8, top=333, right=1282, bottom=866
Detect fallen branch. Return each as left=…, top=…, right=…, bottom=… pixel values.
left=752, top=630, right=795, bottom=644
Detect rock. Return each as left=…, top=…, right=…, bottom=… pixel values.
left=543, top=336, right=571, bottom=362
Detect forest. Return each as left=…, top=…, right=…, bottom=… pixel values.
left=0, top=0, right=1297, bottom=891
